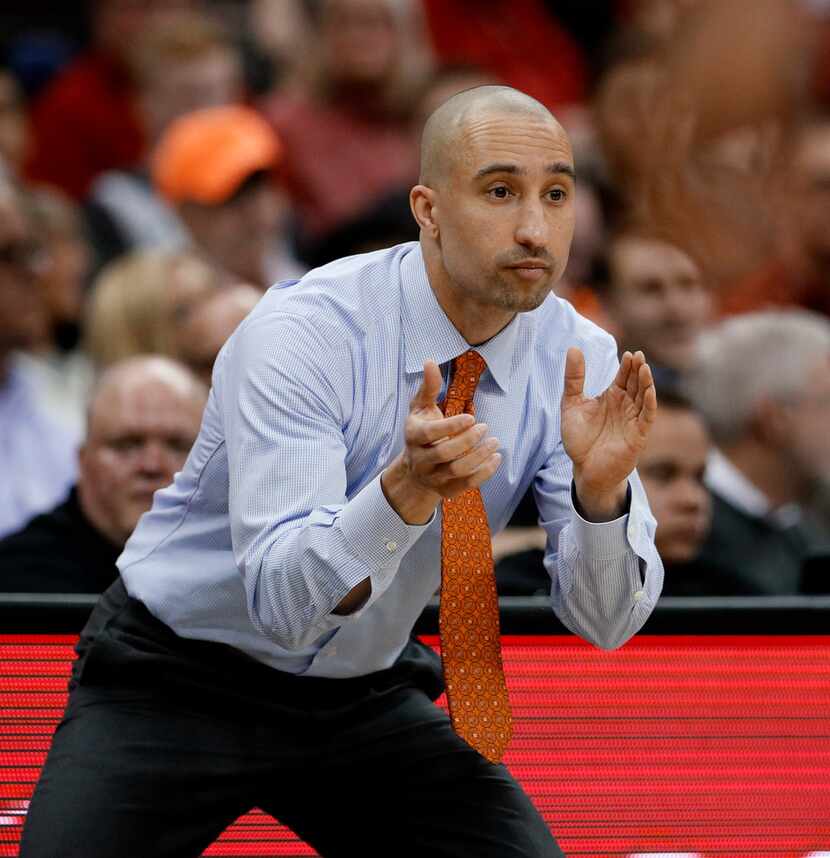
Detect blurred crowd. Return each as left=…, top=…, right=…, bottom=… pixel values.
left=1, top=0, right=830, bottom=598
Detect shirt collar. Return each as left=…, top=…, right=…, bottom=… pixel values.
left=399, top=243, right=519, bottom=393
left=705, top=447, right=802, bottom=528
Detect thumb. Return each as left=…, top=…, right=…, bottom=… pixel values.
left=411, top=360, right=442, bottom=410
left=563, top=347, right=585, bottom=400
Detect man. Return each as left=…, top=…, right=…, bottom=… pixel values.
left=635, top=388, right=735, bottom=596
left=176, top=284, right=260, bottom=385
left=0, top=176, right=76, bottom=538
left=151, top=105, right=304, bottom=288
left=22, top=86, right=662, bottom=858
left=0, top=356, right=207, bottom=593
left=596, top=230, right=713, bottom=386
left=688, top=310, right=830, bottom=594
left=85, top=11, right=245, bottom=272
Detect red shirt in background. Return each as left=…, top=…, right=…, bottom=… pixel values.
left=25, top=52, right=145, bottom=200
left=262, top=93, right=418, bottom=241
left=420, top=0, right=587, bottom=109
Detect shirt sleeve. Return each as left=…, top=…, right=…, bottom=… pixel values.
left=222, top=311, right=432, bottom=651
left=534, top=340, right=664, bottom=650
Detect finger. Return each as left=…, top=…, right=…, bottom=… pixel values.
left=637, top=368, right=658, bottom=430
left=633, top=361, right=653, bottom=412
left=407, top=412, right=474, bottom=447
left=445, top=451, right=503, bottom=495
left=421, top=422, right=488, bottom=466
left=613, top=351, right=633, bottom=393
left=627, top=351, right=644, bottom=399
left=435, top=436, right=501, bottom=481
left=563, top=347, right=586, bottom=399
left=410, top=360, right=443, bottom=411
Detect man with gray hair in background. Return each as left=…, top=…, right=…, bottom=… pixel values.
left=687, top=309, right=830, bottom=594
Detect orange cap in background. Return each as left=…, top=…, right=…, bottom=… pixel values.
left=152, top=106, right=281, bottom=205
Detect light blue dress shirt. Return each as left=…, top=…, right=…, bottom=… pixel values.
left=0, top=361, right=78, bottom=539
left=120, top=242, right=663, bottom=677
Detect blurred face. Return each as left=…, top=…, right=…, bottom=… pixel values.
left=778, top=355, right=830, bottom=486
left=77, top=373, right=205, bottom=546
left=792, top=124, right=830, bottom=262
left=607, top=237, right=712, bottom=372
left=427, top=110, right=576, bottom=334
left=141, top=50, right=242, bottom=143
left=180, top=175, right=282, bottom=287
left=177, top=287, right=259, bottom=385
left=638, top=405, right=711, bottom=564
left=321, top=0, right=398, bottom=86
left=0, top=72, right=28, bottom=174
left=37, top=234, right=89, bottom=326
left=0, top=193, right=45, bottom=358
left=94, top=0, right=195, bottom=56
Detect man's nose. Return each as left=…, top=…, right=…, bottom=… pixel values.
left=135, top=441, right=170, bottom=476
left=676, top=478, right=709, bottom=512
left=513, top=198, right=547, bottom=250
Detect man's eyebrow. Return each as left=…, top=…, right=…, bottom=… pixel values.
left=548, top=161, right=576, bottom=180
left=474, top=162, right=576, bottom=180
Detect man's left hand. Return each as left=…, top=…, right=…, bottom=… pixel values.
left=561, top=348, right=657, bottom=521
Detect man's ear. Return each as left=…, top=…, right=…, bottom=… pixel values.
left=410, top=185, right=439, bottom=239
left=754, top=396, right=790, bottom=446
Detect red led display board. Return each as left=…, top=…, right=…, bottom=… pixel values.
left=1, top=634, right=829, bottom=857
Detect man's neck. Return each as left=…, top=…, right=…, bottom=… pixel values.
left=718, top=440, right=801, bottom=510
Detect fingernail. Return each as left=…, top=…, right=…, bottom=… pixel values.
left=477, top=423, right=488, bottom=436
left=487, top=437, right=500, bottom=450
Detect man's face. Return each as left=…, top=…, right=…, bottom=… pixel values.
left=778, top=355, right=830, bottom=487
left=321, top=0, right=398, bottom=86
left=606, top=237, right=712, bottom=372
left=0, top=192, right=45, bottom=355
left=180, top=175, right=283, bottom=288
left=432, top=111, right=576, bottom=319
left=141, top=50, right=242, bottom=143
left=638, top=405, right=711, bottom=564
left=792, top=125, right=830, bottom=263
left=77, top=374, right=204, bottom=546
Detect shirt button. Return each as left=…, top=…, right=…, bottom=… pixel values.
left=386, top=540, right=398, bottom=553
left=633, top=590, right=644, bottom=603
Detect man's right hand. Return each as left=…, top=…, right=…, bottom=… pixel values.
left=381, top=360, right=502, bottom=525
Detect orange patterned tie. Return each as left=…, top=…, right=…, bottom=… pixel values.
left=439, top=349, right=512, bottom=763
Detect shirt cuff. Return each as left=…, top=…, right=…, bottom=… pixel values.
left=568, top=481, right=631, bottom=560
left=339, top=473, right=435, bottom=571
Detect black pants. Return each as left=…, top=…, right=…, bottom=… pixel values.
left=21, top=580, right=564, bottom=858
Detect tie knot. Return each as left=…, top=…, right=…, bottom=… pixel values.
left=444, top=350, right=487, bottom=416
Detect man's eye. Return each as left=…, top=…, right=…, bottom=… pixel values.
left=488, top=186, right=511, bottom=199
left=548, top=188, right=566, bottom=202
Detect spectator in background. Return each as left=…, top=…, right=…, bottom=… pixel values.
left=688, top=310, right=830, bottom=594
left=636, top=388, right=729, bottom=595
left=16, top=187, right=94, bottom=437
left=0, top=177, right=77, bottom=538
left=420, top=0, right=586, bottom=111
left=0, top=67, right=29, bottom=178
left=723, top=115, right=830, bottom=318
left=261, top=0, right=425, bottom=260
left=25, top=0, right=198, bottom=199
left=177, top=284, right=261, bottom=385
left=84, top=249, right=219, bottom=369
left=596, top=230, right=713, bottom=387
left=0, top=356, right=207, bottom=593
left=152, top=105, right=303, bottom=288
left=85, top=11, right=245, bottom=273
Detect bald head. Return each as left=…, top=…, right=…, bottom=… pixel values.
left=419, top=85, right=559, bottom=186
left=79, top=356, right=208, bottom=546
left=89, top=355, right=208, bottom=425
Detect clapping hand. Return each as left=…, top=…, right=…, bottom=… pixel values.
left=561, top=348, right=657, bottom=521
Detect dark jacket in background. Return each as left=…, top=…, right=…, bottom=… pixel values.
left=0, top=487, right=120, bottom=593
